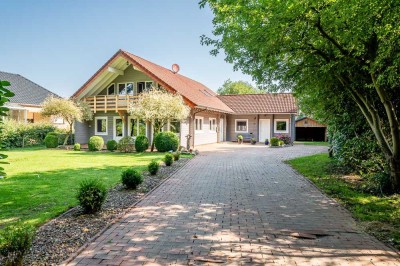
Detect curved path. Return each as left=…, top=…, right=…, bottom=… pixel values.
left=69, top=144, right=399, bottom=265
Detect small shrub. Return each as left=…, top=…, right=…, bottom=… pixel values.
left=173, top=151, right=181, bottom=161
left=279, top=140, right=284, bottom=146
left=251, top=138, right=257, bottom=145
left=270, top=137, right=279, bottom=146
left=237, top=135, right=243, bottom=140
left=73, top=143, right=81, bottom=151
left=135, top=135, right=149, bottom=152
left=148, top=160, right=160, bottom=175
left=277, top=134, right=292, bottom=145
left=164, top=153, right=174, bottom=166
left=44, top=133, right=58, bottom=148
left=117, top=136, right=135, bottom=153
left=106, top=140, right=118, bottom=151
left=154, top=131, right=179, bottom=152
left=76, top=178, right=107, bottom=214
left=88, top=136, right=104, bottom=151
left=121, top=168, right=143, bottom=189
left=0, top=224, right=35, bottom=266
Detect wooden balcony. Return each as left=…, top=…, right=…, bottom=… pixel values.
left=83, top=95, right=139, bottom=113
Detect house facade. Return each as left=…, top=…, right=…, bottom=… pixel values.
left=72, top=50, right=297, bottom=147
left=0, top=71, right=67, bottom=127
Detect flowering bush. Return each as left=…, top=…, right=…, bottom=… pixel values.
left=277, top=134, right=292, bottom=145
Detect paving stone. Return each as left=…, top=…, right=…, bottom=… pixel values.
left=68, top=143, right=400, bottom=265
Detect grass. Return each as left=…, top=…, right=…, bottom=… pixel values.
left=294, top=141, right=330, bottom=146
left=287, top=153, right=400, bottom=250
left=0, top=147, right=185, bottom=228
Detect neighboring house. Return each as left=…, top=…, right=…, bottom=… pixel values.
left=295, top=117, right=327, bottom=141
left=0, top=71, right=66, bottom=127
left=72, top=49, right=297, bottom=147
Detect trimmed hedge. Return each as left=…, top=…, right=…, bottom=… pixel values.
left=154, top=131, right=179, bottom=152
left=106, top=140, right=118, bottom=151
left=0, top=120, right=56, bottom=148
left=164, top=153, right=174, bottom=166
left=74, top=143, right=81, bottom=151
left=148, top=160, right=159, bottom=175
left=76, top=178, right=107, bottom=214
left=88, top=136, right=104, bottom=151
left=121, top=168, right=143, bottom=189
left=135, top=135, right=149, bottom=152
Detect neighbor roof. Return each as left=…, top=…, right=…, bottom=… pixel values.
left=218, top=93, right=297, bottom=114
left=0, top=71, right=60, bottom=106
left=73, top=50, right=233, bottom=113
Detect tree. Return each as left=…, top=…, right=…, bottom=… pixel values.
left=217, top=79, right=259, bottom=95
left=200, top=0, right=400, bottom=192
left=128, top=90, right=190, bottom=152
left=41, top=97, right=93, bottom=145
left=0, top=80, right=14, bottom=177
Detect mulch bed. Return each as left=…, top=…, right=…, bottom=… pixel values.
left=0, top=157, right=190, bottom=266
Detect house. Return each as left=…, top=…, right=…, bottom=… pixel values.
left=72, top=49, right=297, bottom=147
left=295, top=117, right=327, bottom=141
left=0, top=71, right=66, bottom=127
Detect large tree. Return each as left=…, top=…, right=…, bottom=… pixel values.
left=41, top=97, right=92, bottom=145
left=0, top=80, right=14, bottom=177
left=217, top=79, right=259, bottom=95
left=129, top=89, right=190, bottom=152
left=200, top=0, right=400, bottom=192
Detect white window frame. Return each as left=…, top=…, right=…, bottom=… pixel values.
left=107, top=83, right=115, bottom=95
left=128, top=116, right=148, bottom=138
left=195, top=116, right=204, bottom=132
left=95, top=116, right=108, bottom=136
left=117, top=82, right=134, bottom=95
left=235, top=119, right=248, bottom=133
left=209, top=118, right=217, bottom=133
left=274, top=119, right=289, bottom=133
left=113, top=116, right=125, bottom=140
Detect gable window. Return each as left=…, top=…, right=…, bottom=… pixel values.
left=235, top=119, right=248, bottom=133
left=95, top=117, right=108, bottom=135
left=274, top=119, right=289, bottom=133
left=137, top=81, right=153, bottom=94
left=195, top=117, right=203, bottom=132
left=107, top=84, right=115, bottom=95
left=209, top=118, right=217, bottom=132
left=118, top=83, right=134, bottom=95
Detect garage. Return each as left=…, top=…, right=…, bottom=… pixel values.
left=295, top=117, right=327, bottom=141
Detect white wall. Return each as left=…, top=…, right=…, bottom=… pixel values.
left=194, top=112, right=218, bottom=146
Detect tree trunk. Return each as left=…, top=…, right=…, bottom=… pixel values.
left=388, top=156, right=400, bottom=193
left=151, top=130, right=156, bottom=152
left=63, top=123, right=73, bottom=146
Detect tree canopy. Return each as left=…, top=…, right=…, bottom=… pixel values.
left=217, top=79, right=259, bottom=95
left=0, top=80, right=14, bottom=177
left=201, top=0, right=400, bottom=192
left=129, top=90, right=190, bottom=151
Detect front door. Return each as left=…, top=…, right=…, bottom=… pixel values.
left=113, top=117, right=125, bottom=141
left=259, top=119, right=271, bottom=142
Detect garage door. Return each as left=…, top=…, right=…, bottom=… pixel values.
left=296, top=127, right=326, bottom=141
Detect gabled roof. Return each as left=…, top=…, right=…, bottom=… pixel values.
left=73, top=49, right=233, bottom=113
left=218, top=93, right=297, bottom=114
left=0, top=71, right=60, bottom=106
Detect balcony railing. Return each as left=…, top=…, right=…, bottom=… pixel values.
left=83, top=95, right=139, bottom=113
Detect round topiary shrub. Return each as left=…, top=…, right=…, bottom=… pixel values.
left=106, top=140, right=118, bottom=151
left=76, top=178, right=107, bottom=214
left=74, top=143, right=81, bottom=151
left=121, top=168, right=143, bottom=189
left=44, top=133, right=59, bottom=148
left=164, top=153, right=174, bottom=166
left=148, top=160, right=160, bottom=175
left=88, top=136, right=104, bottom=151
left=154, top=131, right=179, bottom=152
left=135, top=135, right=149, bottom=152
left=0, top=223, right=35, bottom=266
left=117, top=136, right=135, bottom=153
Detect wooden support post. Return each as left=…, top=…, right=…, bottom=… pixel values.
left=104, top=95, right=107, bottom=113
left=115, top=95, right=118, bottom=112
left=94, top=96, right=96, bottom=113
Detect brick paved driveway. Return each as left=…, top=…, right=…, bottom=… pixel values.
left=69, top=144, right=399, bottom=265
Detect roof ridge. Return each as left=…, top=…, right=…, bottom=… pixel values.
left=0, top=70, right=19, bottom=76
left=17, top=74, right=62, bottom=98
left=218, top=92, right=293, bottom=96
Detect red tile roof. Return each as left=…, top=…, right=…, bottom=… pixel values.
left=218, top=94, right=297, bottom=114
left=73, top=50, right=233, bottom=113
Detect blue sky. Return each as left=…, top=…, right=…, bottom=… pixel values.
left=0, top=0, right=254, bottom=97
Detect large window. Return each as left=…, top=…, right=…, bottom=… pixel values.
left=235, top=119, right=248, bottom=133
left=95, top=117, right=108, bottom=135
left=118, top=83, right=134, bottom=95
left=170, top=120, right=181, bottom=134
left=137, top=81, right=153, bottom=94
left=129, top=118, right=146, bottom=137
left=195, top=117, right=203, bottom=131
left=274, top=119, right=289, bottom=133
left=209, top=118, right=217, bottom=132
left=113, top=117, right=124, bottom=139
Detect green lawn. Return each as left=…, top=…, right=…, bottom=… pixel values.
left=287, top=153, right=400, bottom=250
left=294, top=141, right=330, bottom=146
left=0, top=147, right=168, bottom=228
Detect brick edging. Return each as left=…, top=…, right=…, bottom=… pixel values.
left=60, top=157, right=193, bottom=266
